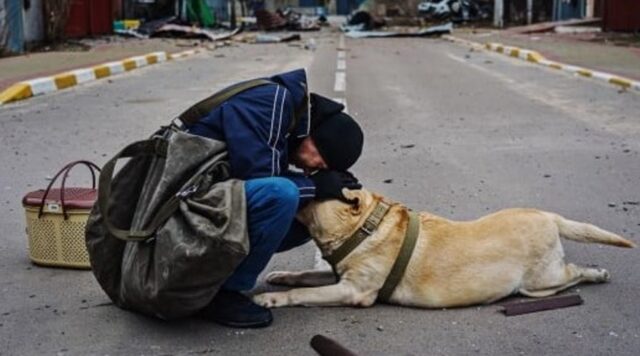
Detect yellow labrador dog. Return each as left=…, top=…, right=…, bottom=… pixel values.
left=253, top=189, right=635, bottom=309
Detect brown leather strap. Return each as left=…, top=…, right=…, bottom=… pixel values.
left=38, top=160, right=101, bottom=220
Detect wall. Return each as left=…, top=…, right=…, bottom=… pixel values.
left=65, top=0, right=113, bottom=37
left=205, top=0, right=229, bottom=22
left=265, top=0, right=299, bottom=11
left=22, top=0, right=43, bottom=42
left=123, top=0, right=175, bottom=20
left=3, top=0, right=23, bottom=53
left=553, top=0, right=585, bottom=21
left=0, top=0, right=7, bottom=52
left=586, top=0, right=593, bottom=17
left=603, top=0, right=640, bottom=31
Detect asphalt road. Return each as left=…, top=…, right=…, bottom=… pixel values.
left=1, top=29, right=639, bottom=355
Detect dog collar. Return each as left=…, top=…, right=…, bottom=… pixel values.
left=322, top=201, right=421, bottom=303
left=324, top=200, right=392, bottom=267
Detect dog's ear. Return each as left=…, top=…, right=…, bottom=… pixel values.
left=342, top=188, right=364, bottom=215
left=342, top=188, right=362, bottom=203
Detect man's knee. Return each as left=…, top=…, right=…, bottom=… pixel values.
left=246, top=177, right=299, bottom=213
left=268, top=178, right=299, bottom=211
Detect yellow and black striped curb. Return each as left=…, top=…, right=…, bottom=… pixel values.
left=443, top=35, right=640, bottom=93
left=0, top=49, right=202, bottom=105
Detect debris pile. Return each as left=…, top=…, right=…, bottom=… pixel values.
left=112, top=3, right=458, bottom=46
left=342, top=10, right=386, bottom=32
left=114, top=16, right=240, bottom=42
left=345, top=22, right=453, bottom=39
left=418, top=0, right=491, bottom=23
left=255, top=8, right=324, bottom=32
left=341, top=9, right=453, bottom=39
left=113, top=7, right=327, bottom=46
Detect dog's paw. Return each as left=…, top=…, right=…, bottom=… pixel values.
left=253, top=292, right=290, bottom=308
left=599, top=268, right=611, bottom=283
left=266, top=271, right=296, bottom=286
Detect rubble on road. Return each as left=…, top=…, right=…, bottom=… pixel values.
left=418, top=0, right=492, bottom=23
left=110, top=7, right=322, bottom=46
left=153, top=24, right=241, bottom=42
left=255, top=8, right=323, bottom=32
left=233, top=33, right=316, bottom=50
left=342, top=11, right=386, bottom=32
left=341, top=7, right=453, bottom=39
left=254, top=33, right=302, bottom=44
left=136, top=16, right=177, bottom=36
left=255, top=9, right=288, bottom=31
left=345, top=22, right=452, bottom=39
left=113, top=17, right=240, bottom=42
left=113, top=29, right=149, bottom=39
left=281, top=9, right=323, bottom=31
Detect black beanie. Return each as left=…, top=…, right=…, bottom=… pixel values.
left=310, top=93, right=344, bottom=126
left=310, top=112, right=364, bottom=171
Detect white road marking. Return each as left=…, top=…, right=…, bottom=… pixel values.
left=334, top=35, right=348, bottom=112
left=337, top=59, right=347, bottom=71
left=334, top=71, right=346, bottom=92
left=446, top=53, right=467, bottom=64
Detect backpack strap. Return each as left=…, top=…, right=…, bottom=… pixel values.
left=177, top=78, right=275, bottom=126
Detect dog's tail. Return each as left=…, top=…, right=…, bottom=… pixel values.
left=548, top=213, right=636, bottom=248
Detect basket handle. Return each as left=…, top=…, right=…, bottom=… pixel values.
left=38, top=160, right=102, bottom=220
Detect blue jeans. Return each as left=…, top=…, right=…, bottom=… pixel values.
left=222, top=177, right=311, bottom=291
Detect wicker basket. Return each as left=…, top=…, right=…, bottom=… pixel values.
left=22, top=161, right=100, bottom=269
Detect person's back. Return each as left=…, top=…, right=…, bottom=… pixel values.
left=186, top=68, right=365, bottom=328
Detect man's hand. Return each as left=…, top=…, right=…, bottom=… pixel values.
left=310, top=170, right=362, bottom=203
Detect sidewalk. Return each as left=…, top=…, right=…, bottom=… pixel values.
left=452, top=28, right=640, bottom=81
left=0, top=37, right=205, bottom=92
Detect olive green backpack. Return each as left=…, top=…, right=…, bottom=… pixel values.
left=85, top=79, right=272, bottom=319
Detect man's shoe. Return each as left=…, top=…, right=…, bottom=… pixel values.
left=201, top=289, right=273, bottom=328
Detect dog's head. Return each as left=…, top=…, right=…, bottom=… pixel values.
left=297, top=188, right=380, bottom=250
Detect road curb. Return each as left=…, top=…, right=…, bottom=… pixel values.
left=443, top=35, right=640, bottom=93
left=0, top=49, right=202, bottom=106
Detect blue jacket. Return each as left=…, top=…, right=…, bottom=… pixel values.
left=186, top=69, right=316, bottom=207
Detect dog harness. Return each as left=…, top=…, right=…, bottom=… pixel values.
left=323, top=201, right=421, bottom=303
